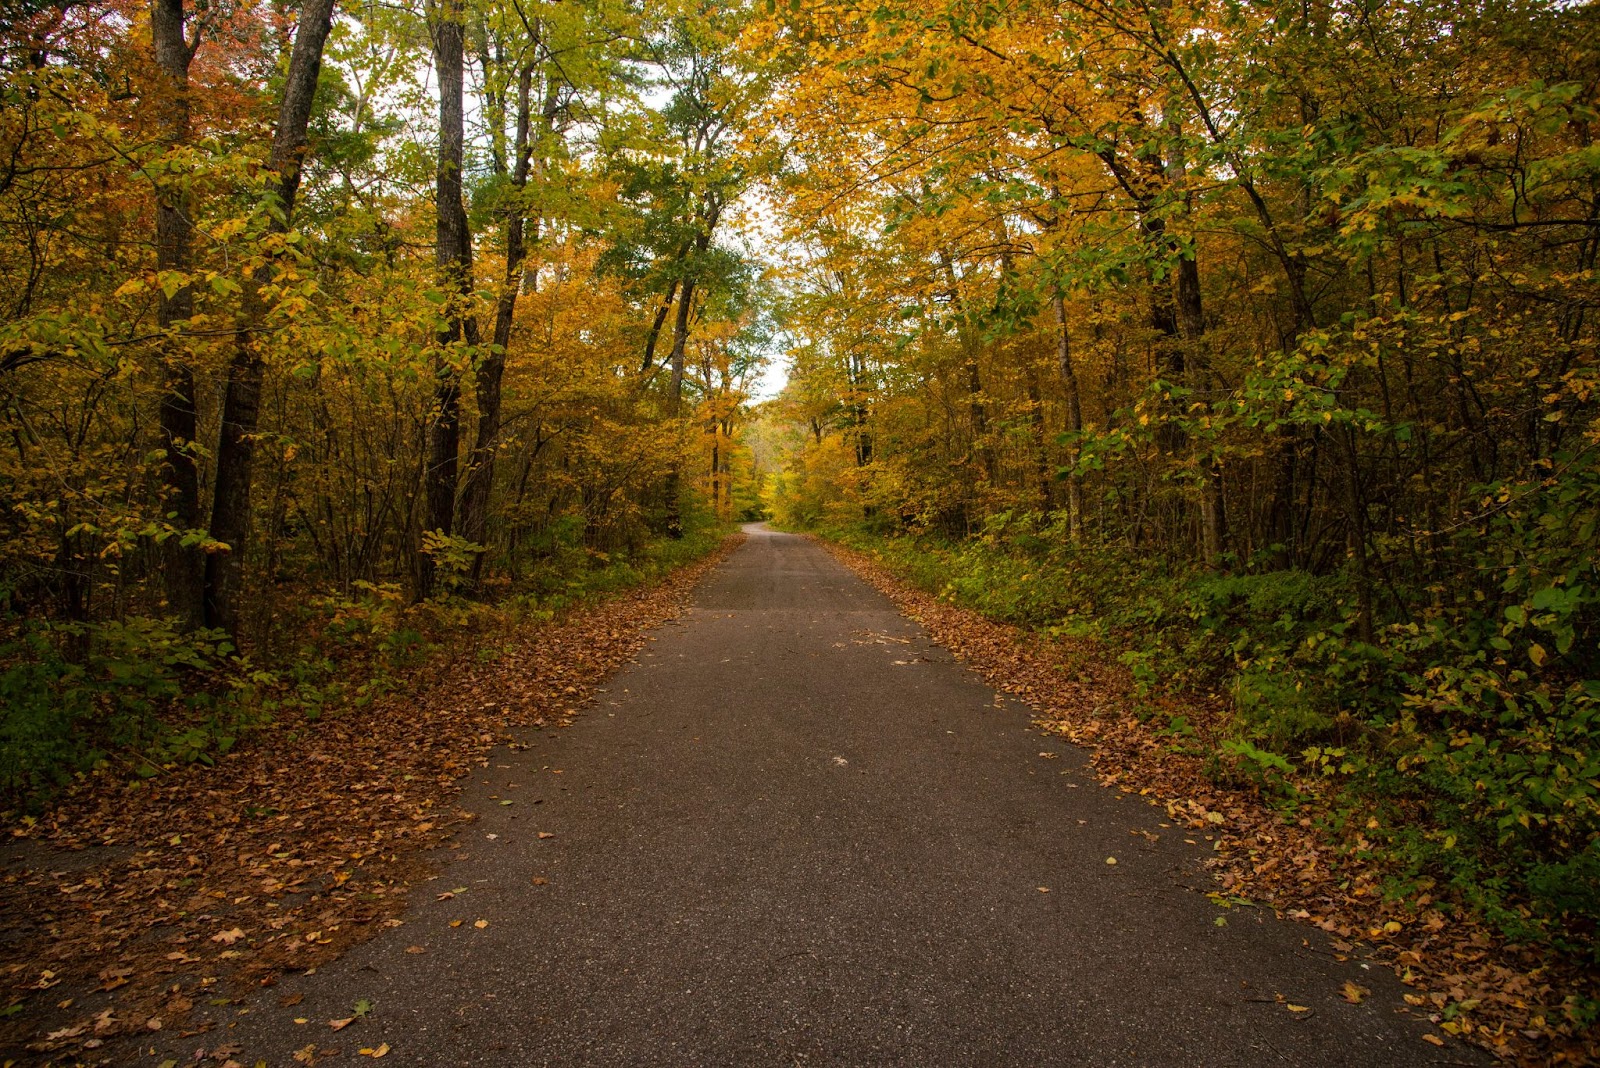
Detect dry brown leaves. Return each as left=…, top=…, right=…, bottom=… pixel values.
left=819, top=537, right=1599, bottom=1067
left=0, top=534, right=743, bottom=1066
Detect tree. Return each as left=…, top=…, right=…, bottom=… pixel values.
left=205, top=0, right=339, bottom=634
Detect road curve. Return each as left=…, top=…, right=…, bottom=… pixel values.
left=160, top=525, right=1473, bottom=1067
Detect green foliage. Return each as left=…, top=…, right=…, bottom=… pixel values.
left=0, top=618, right=251, bottom=806
left=419, top=531, right=489, bottom=598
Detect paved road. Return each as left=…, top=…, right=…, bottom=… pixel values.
left=167, top=526, right=1470, bottom=1066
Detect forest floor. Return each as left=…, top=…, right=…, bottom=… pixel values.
left=816, top=536, right=1599, bottom=1067
left=0, top=533, right=744, bottom=1067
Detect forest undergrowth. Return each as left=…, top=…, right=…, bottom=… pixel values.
left=1, top=524, right=734, bottom=813
left=0, top=529, right=741, bottom=1066
left=813, top=526, right=1598, bottom=1066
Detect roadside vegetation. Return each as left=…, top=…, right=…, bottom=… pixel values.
left=2, top=518, right=733, bottom=810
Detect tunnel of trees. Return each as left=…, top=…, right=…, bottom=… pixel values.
left=2, top=0, right=1598, bottom=1036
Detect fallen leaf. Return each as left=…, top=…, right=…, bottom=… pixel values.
left=1422, top=1034, right=1445, bottom=1047
left=292, top=1045, right=318, bottom=1065
left=474, top=919, right=488, bottom=929
left=537, top=832, right=555, bottom=840
left=530, top=877, right=548, bottom=886
left=1341, top=981, right=1370, bottom=1004
left=329, top=1017, right=354, bottom=1031
left=1105, top=857, right=1117, bottom=865
left=449, top=920, right=462, bottom=928
left=405, top=945, right=426, bottom=954
left=1286, top=1004, right=1310, bottom=1013
left=280, top=992, right=305, bottom=1007
left=98, top=965, right=132, bottom=991
left=360, top=1044, right=391, bottom=1058
left=1036, top=886, right=1050, bottom=893
left=212, top=927, right=247, bottom=945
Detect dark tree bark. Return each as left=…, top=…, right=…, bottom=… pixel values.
left=849, top=351, right=872, bottom=468
left=659, top=189, right=719, bottom=539
left=666, top=275, right=696, bottom=411
left=418, top=0, right=481, bottom=597
left=937, top=251, right=994, bottom=486
left=640, top=278, right=679, bottom=373
left=461, top=62, right=540, bottom=575
left=204, top=0, right=337, bottom=634
left=151, top=0, right=203, bottom=627
left=661, top=274, right=697, bottom=538
left=1052, top=293, right=1084, bottom=539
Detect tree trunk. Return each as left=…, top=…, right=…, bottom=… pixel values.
left=461, top=62, right=538, bottom=576
left=1052, top=292, right=1084, bottom=542
left=204, top=0, right=337, bottom=634
left=640, top=278, right=679, bottom=372
left=151, top=0, right=203, bottom=628
left=709, top=428, right=720, bottom=518
left=661, top=274, right=697, bottom=538
left=1174, top=253, right=1224, bottom=568
left=937, top=251, right=994, bottom=486
left=849, top=351, right=872, bottom=467
left=419, top=0, right=480, bottom=597
left=1339, top=423, right=1376, bottom=643
left=965, top=356, right=993, bottom=484
left=667, top=276, right=696, bottom=410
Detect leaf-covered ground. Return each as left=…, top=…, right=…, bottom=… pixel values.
left=0, top=534, right=743, bottom=1067
left=817, top=537, right=1598, bottom=1068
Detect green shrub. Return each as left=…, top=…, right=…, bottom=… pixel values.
left=0, top=617, right=243, bottom=807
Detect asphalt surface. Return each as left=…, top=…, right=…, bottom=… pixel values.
left=159, top=525, right=1478, bottom=1066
